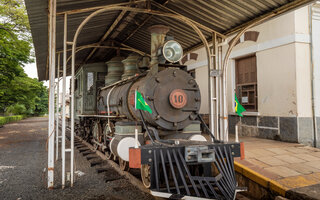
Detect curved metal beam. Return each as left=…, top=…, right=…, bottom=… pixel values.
left=66, top=45, right=148, bottom=65
left=69, top=8, right=214, bottom=185
left=56, top=0, right=148, bottom=15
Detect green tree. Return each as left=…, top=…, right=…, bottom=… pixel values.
left=0, top=0, right=48, bottom=115
left=34, top=83, right=48, bottom=115
left=0, top=0, right=31, bottom=40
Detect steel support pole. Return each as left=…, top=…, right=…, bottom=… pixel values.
left=212, top=33, right=219, bottom=140
left=48, top=0, right=56, bottom=189
left=55, top=53, right=60, bottom=161
left=209, top=34, right=215, bottom=139
left=61, top=13, right=67, bottom=189
left=70, top=22, right=75, bottom=188
left=218, top=44, right=224, bottom=141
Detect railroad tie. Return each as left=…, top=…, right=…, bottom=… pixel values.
left=90, top=160, right=102, bottom=167
left=79, top=148, right=90, bottom=152
left=82, top=151, right=95, bottom=156
left=86, top=156, right=99, bottom=160
left=96, top=167, right=112, bottom=173
left=75, top=145, right=86, bottom=148
left=105, top=175, right=125, bottom=183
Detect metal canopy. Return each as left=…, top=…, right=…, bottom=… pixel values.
left=25, top=0, right=314, bottom=81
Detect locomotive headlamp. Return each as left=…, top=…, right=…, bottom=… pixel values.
left=162, top=40, right=183, bottom=63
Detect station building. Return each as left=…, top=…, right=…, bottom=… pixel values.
left=184, top=4, right=320, bottom=147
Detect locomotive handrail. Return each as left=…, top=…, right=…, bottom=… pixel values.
left=77, top=115, right=126, bottom=118
left=147, top=127, right=175, bottom=145
left=107, top=86, right=117, bottom=133
left=138, top=110, right=155, bottom=145
left=197, top=114, right=219, bottom=143
left=100, top=71, right=148, bottom=91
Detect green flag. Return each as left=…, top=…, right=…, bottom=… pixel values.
left=135, top=91, right=152, bottom=114
left=235, top=93, right=246, bottom=117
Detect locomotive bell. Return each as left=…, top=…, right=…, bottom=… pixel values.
left=162, top=40, right=183, bottom=63
left=105, top=56, right=124, bottom=86
left=121, top=53, right=140, bottom=80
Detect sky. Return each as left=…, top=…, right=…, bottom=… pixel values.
left=24, top=62, right=70, bottom=91
left=24, top=62, right=39, bottom=79
left=24, top=62, right=49, bottom=87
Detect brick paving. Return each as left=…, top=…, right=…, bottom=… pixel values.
left=235, top=136, right=320, bottom=193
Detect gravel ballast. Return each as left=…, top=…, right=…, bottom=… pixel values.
left=0, top=117, right=154, bottom=200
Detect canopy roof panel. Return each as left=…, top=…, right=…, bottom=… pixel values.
left=24, top=0, right=314, bottom=81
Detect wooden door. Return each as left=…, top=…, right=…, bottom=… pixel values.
left=235, top=55, right=258, bottom=111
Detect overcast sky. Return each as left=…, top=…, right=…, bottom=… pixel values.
left=24, top=62, right=70, bottom=91
left=24, top=62, right=38, bottom=79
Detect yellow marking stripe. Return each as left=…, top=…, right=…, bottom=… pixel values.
left=234, top=161, right=287, bottom=196
left=277, top=173, right=320, bottom=189
left=235, top=161, right=320, bottom=194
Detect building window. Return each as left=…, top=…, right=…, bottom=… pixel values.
left=235, top=55, right=258, bottom=112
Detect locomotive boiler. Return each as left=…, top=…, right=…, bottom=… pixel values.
left=75, top=25, right=242, bottom=199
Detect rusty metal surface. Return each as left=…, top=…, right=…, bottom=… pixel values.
left=24, top=0, right=314, bottom=81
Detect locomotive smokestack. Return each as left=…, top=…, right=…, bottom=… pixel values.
left=148, top=25, right=170, bottom=75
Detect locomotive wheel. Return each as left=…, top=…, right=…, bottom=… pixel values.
left=119, top=158, right=130, bottom=171
left=141, top=164, right=151, bottom=188
left=92, top=121, right=102, bottom=143
left=84, top=126, right=91, bottom=141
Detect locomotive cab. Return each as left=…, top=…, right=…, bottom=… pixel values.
left=74, top=62, right=107, bottom=119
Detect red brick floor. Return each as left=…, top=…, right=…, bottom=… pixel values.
left=234, top=136, right=320, bottom=189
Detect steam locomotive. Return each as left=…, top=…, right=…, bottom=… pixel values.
left=75, top=25, right=242, bottom=199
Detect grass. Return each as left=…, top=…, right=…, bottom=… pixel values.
left=0, top=115, right=25, bottom=126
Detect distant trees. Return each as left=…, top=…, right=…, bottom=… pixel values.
left=0, top=0, right=48, bottom=115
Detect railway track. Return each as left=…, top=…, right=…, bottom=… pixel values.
left=65, top=128, right=150, bottom=195
left=64, top=126, right=251, bottom=200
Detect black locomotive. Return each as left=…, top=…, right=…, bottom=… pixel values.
left=75, top=25, right=242, bottom=199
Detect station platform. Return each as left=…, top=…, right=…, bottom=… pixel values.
left=234, top=136, right=320, bottom=199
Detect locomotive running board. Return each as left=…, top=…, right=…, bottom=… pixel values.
left=140, top=143, right=243, bottom=199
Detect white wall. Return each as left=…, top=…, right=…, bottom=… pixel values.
left=195, top=66, right=209, bottom=114
left=295, top=43, right=312, bottom=117
left=257, top=44, right=298, bottom=117
left=185, top=47, right=209, bottom=114
left=187, top=6, right=313, bottom=117
left=312, top=5, right=320, bottom=117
